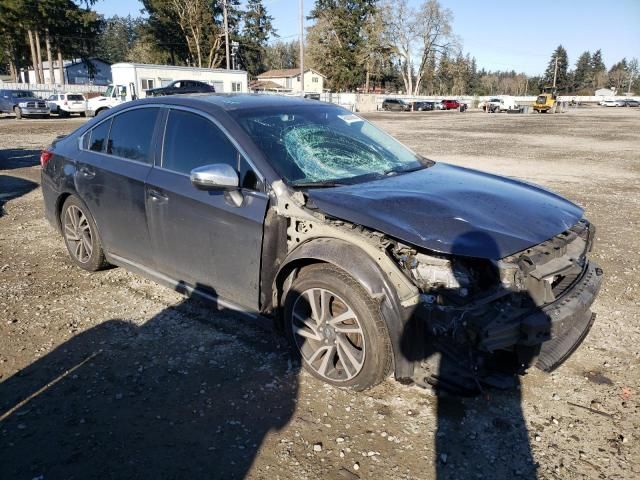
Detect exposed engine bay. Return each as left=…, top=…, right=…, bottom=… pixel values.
left=389, top=219, right=602, bottom=392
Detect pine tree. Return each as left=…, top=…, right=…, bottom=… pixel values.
left=240, top=0, right=276, bottom=76
left=467, top=56, right=479, bottom=95
left=543, top=45, right=569, bottom=90
left=573, top=51, right=592, bottom=93
left=590, top=49, right=606, bottom=73
left=306, top=0, right=376, bottom=91
left=96, top=16, right=141, bottom=64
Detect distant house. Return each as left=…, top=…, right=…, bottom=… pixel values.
left=255, top=68, right=326, bottom=94
left=595, top=87, right=616, bottom=97
left=20, top=58, right=112, bottom=85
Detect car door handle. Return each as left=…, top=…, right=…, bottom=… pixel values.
left=78, top=166, right=95, bottom=179
left=148, top=188, right=168, bottom=203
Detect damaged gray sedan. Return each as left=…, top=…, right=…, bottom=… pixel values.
left=41, top=95, right=603, bottom=391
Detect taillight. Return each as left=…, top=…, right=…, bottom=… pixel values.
left=40, top=150, right=53, bottom=167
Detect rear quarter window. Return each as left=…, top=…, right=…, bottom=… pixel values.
left=87, top=119, right=112, bottom=152
left=107, top=108, right=159, bottom=162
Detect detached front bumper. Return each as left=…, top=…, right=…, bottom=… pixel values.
left=412, top=260, right=603, bottom=372
left=527, top=261, right=603, bottom=371
left=477, top=261, right=603, bottom=371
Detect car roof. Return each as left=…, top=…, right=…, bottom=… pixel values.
left=132, top=93, right=327, bottom=112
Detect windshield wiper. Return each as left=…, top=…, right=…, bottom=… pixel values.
left=383, top=159, right=435, bottom=176
left=292, top=180, right=347, bottom=188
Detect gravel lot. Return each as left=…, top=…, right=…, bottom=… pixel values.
left=1, top=107, right=639, bottom=479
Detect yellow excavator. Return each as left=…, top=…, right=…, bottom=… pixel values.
left=532, top=87, right=559, bottom=113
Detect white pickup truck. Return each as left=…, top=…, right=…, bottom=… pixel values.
left=86, top=83, right=137, bottom=117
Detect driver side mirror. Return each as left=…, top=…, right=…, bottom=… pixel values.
left=190, top=163, right=239, bottom=191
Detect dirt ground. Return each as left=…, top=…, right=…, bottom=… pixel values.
left=1, top=107, right=639, bottom=480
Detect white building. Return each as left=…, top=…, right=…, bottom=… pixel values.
left=595, top=88, right=616, bottom=97
left=111, top=63, right=249, bottom=97
left=254, top=68, right=326, bottom=94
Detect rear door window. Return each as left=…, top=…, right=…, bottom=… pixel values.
left=107, top=108, right=159, bottom=162
left=88, top=119, right=112, bottom=152
left=162, top=109, right=238, bottom=175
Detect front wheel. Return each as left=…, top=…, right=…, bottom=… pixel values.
left=284, top=264, right=393, bottom=391
left=61, top=196, right=108, bottom=271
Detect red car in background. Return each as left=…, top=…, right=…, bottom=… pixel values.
left=441, top=99, right=461, bottom=110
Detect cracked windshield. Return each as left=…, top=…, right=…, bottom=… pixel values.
left=232, top=105, right=430, bottom=186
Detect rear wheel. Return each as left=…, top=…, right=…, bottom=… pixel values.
left=61, top=196, right=108, bottom=271
left=284, top=264, right=392, bottom=391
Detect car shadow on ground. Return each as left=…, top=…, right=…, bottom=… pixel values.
left=0, top=148, right=41, bottom=170
left=0, top=287, right=299, bottom=479
left=2, top=232, right=542, bottom=478
left=401, top=231, right=539, bottom=479
left=0, top=175, right=38, bottom=217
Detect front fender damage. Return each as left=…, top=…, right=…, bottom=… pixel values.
left=265, top=181, right=603, bottom=392
left=266, top=181, right=420, bottom=379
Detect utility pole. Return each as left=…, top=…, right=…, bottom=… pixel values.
left=299, top=0, right=304, bottom=97
left=552, top=56, right=558, bottom=88
left=223, top=0, right=230, bottom=70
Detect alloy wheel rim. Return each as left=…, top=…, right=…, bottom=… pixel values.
left=63, top=205, right=93, bottom=263
left=292, top=288, right=365, bottom=382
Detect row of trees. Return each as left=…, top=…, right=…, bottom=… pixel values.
left=0, top=0, right=102, bottom=84
left=543, top=46, right=639, bottom=95
left=0, top=0, right=279, bottom=82
left=99, top=0, right=277, bottom=76
left=1, top=0, right=638, bottom=95
left=304, top=0, right=639, bottom=95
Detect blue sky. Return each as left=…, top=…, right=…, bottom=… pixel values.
left=95, top=0, right=640, bottom=75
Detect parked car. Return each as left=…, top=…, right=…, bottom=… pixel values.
left=47, top=93, right=87, bottom=117
left=41, top=95, right=602, bottom=392
left=624, top=99, right=639, bottom=107
left=441, top=99, right=461, bottom=110
left=412, top=101, right=435, bottom=111
left=382, top=98, right=411, bottom=111
left=0, top=89, right=50, bottom=119
left=145, top=80, right=216, bottom=97
left=601, top=99, right=625, bottom=107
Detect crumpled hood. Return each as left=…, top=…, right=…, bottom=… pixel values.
left=307, top=162, right=583, bottom=259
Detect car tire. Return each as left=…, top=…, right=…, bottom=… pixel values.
left=14, top=106, right=22, bottom=120
left=284, top=263, right=393, bottom=391
left=60, top=196, right=108, bottom=272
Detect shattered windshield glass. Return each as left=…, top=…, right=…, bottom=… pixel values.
left=231, top=104, right=430, bottom=185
